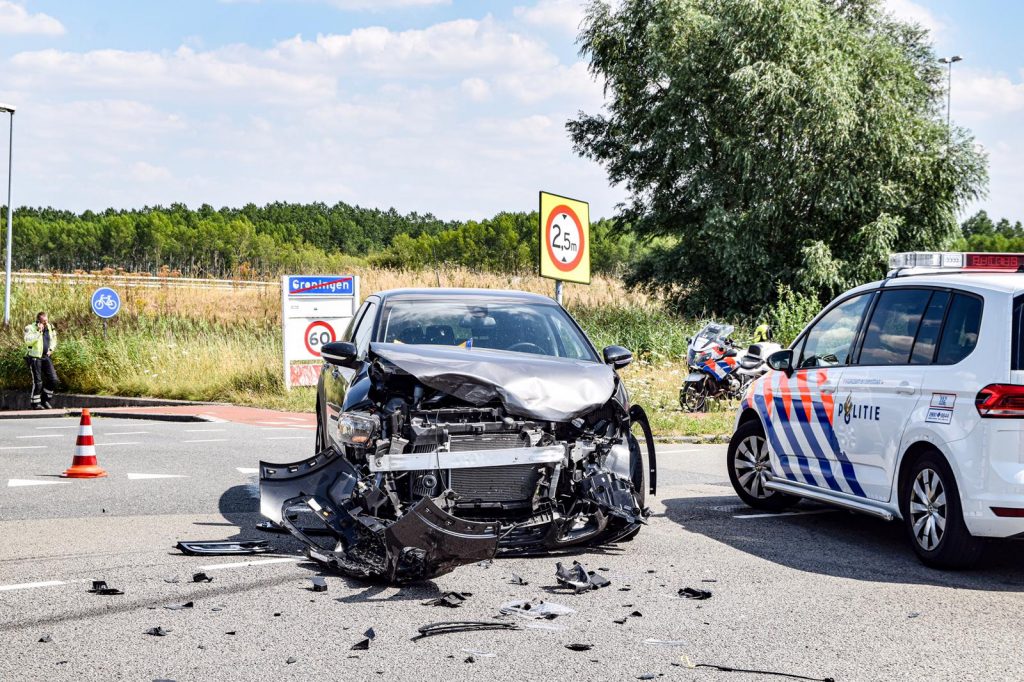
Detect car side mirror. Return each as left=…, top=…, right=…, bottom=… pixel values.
left=321, top=341, right=360, bottom=368
left=766, top=349, right=794, bottom=376
left=603, top=345, right=633, bottom=369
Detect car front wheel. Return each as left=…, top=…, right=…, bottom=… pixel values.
left=900, top=451, right=984, bottom=569
left=727, top=419, right=796, bottom=512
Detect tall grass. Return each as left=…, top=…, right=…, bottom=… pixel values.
left=0, top=269, right=750, bottom=424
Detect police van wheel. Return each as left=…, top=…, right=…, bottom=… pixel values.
left=900, top=451, right=984, bottom=569
left=727, top=420, right=796, bottom=512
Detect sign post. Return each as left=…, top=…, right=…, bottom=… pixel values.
left=90, top=286, right=121, bottom=339
left=281, top=275, right=360, bottom=389
left=539, top=191, right=590, bottom=303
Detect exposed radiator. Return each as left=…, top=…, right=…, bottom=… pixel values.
left=450, top=464, right=541, bottom=503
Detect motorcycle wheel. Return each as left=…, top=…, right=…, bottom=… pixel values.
left=679, top=379, right=708, bottom=413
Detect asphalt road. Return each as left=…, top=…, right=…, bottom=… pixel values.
left=2, top=415, right=1024, bottom=681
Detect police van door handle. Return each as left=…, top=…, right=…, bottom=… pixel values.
left=896, top=381, right=916, bottom=395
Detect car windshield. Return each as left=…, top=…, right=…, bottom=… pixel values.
left=376, top=298, right=599, bottom=361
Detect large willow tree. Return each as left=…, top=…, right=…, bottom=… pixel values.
left=569, top=0, right=988, bottom=315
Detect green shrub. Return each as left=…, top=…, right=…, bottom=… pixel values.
left=769, top=284, right=821, bottom=346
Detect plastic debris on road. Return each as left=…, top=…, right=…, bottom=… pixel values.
left=423, top=591, right=472, bottom=608
left=145, top=627, right=171, bottom=637
left=88, top=580, right=124, bottom=596
left=499, top=599, right=576, bottom=620
left=678, top=587, right=712, bottom=600
left=555, top=561, right=611, bottom=593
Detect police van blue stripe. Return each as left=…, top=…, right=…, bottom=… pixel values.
left=772, top=394, right=819, bottom=487
left=812, top=400, right=867, bottom=497
left=752, top=393, right=797, bottom=481
left=790, top=395, right=843, bottom=492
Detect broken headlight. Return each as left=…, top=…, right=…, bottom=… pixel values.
left=337, top=412, right=379, bottom=446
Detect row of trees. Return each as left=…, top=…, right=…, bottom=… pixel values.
left=0, top=203, right=646, bottom=279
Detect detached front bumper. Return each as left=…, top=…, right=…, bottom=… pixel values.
left=260, top=449, right=499, bottom=582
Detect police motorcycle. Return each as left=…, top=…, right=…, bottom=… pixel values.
left=678, top=323, right=780, bottom=412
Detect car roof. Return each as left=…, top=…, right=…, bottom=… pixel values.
left=846, top=271, right=1024, bottom=297
left=372, top=288, right=560, bottom=304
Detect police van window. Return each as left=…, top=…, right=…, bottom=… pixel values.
left=797, top=293, right=871, bottom=369
left=352, top=301, right=379, bottom=357
left=909, top=291, right=951, bottom=364
left=935, top=294, right=982, bottom=365
left=858, top=288, right=932, bottom=366
left=1013, top=295, right=1024, bottom=371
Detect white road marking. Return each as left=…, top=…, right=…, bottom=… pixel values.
left=8, top=479, right=63, bottom=487
left=0, top=580, right=66, bottom=592
left=35, top=425, right=78, bottom=430
left=266, top=436, right=308, bottom=440
left=185, top=428, right=225, bottom=432
left=100, top=441, right=141, bottom=446
left=126, top=473, right=187, bottom=480
left=105, top=431, right=150, bottom=436
left=0, top=445, right=47, bottom=450
left=17, top=434, right=64, bottom=439
left=734, top=509, right=836, bottom=519
left=200, top=557, right=298, bottom=571
left=236, top=467, right=259, bottom=474
left=184, top=439, right=228, bottom=443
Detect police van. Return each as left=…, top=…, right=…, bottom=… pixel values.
left=729, top=252, right=1024, bottom=568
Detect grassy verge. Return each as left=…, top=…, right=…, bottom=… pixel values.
left=1, top=272, right=742, bottom=436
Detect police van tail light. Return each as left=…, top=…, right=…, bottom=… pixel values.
left=975, top=384, right=1024, bottom=418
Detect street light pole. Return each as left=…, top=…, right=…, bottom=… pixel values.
left=938, top=56, right=962, bottom=147
left=0, top=103, right=14, bottom=327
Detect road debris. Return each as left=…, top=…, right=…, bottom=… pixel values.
left=192, top=572, right=214, bottom=583
left=351, top=628, right=376, bottom=650
left=693, top=663, right=835, bottom=681
left=286, top=657, right=297, bottom=665
left=565, top=643, right=593, bottom=651
left=411, top=621, right=520, bottom=642
left=423, top=591, right=472, bottom=608
left=499, top=599, right=575, bottom=620
left=163, top=601, right=194, bottom=611
left=509, top=573, right=529, bottom=585
left=176, top=540, right=270, bottom=556
left=310, top=577, right=328, bottom=592
left=38, top=634, right=53, bottom=643
left=163, top=577, right=180, bottom=584
left=89, top=580, right=124, bottom=595
left=678, top=587, right=712, bottom=600
left=144, top=627, right=171, bottom=637
left=461, top=649, right=496, bottom=658
left=555, top=561, right=611, bottom=593
left=644, top=639, right=686, bottom=646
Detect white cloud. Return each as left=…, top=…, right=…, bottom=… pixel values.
left=514, top=0, right=585, bottom=36
left=955, top=68, right=1024, bottom=120
left=884, top=0, right=944, bottom=36
left=324, top=0, right=450, bottom=8
left=0, top=0, right=65, bottom=36
left=460, top=77, right=491, bottom=102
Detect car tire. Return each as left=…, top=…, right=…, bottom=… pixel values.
left=900, top=450, right=984, bottom=569
left=314, top=392, right=327, bottom=454
left=627, top=432, right=647, bottom=509
left=727, top=419, right=797, bottom=512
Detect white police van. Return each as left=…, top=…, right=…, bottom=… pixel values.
left=729, top=252, right=1024, bottom=568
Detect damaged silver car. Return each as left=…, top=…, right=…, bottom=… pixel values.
left=260, top=289, right=656, bottom=582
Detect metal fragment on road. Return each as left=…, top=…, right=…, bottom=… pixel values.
left=176, top=540, right=270, bottom=556
left=411, top=621, right=520, bottom=641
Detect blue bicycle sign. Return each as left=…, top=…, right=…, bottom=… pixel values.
left=90, top=287, right=121, bottom=319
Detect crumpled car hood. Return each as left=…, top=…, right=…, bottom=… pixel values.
left=369, top=342, right=616, bottom=422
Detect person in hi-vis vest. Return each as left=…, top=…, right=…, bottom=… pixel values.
left=23, top=311, right=59, bottom=410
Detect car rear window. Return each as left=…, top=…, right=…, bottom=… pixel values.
left=935, top=294, right=983, bottom=365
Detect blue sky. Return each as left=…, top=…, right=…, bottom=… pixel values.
left=0, top=0, right=1020, bottom=223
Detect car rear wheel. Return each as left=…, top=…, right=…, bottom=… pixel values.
left=728, top=419, right=796, bottom=512
left=900, top=451, right=984, bottom=569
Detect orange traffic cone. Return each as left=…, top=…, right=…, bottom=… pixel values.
left=61, top=408, right=108, bottom=478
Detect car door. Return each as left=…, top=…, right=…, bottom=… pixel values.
left=765, top=292, right=873, bottom=495
left=839, top=288, right=935, bottom=502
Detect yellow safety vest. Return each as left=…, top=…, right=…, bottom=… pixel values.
left=23, top=323, right=57, bottom=358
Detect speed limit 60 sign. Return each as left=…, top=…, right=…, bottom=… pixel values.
left=539, top=191, right=590, bottom=284
left=304, top=320, right=336, bottom=357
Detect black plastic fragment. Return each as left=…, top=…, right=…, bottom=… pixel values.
left=89, top=580, right=124, bottom=596
left=351, top=639, right=371, bottom=651
left=286, top=657, right=297, bottom=664
left=164, top=602, right=194, bottom=611
left=679, top=587, right=712, bottom=600
left=411, top=621, right=519, bottom=642
left=422, top=591, right=471, bottom=608
left=38, top=634, right=53, bottom=643
left=145, top=627, right=171, bottom=637
left=565, top=643, right=593, bottom=651
left=192, top=572, right=214, bottom=583
left=613, top=618, right=627, bottom=625
left=555, top=561, right=611, bottom=593
left=637, top=674, right=658, bottom=680
left=464, top=656, right=475, bottom=664
left=176, top=540, right=270, bottom=556
left=225, top=631, right=237, bottom=636
left=310, top=577, right=328, bottom=592
left=694, top=663, right=835, bottom=682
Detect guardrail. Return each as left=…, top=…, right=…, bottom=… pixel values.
left=5, top=271, right=277, bottom=291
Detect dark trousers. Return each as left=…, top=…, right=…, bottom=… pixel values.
left=25, top=356, right=58, bottom=405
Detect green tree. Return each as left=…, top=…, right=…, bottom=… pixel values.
left=569, top=0, right=988, bottom=315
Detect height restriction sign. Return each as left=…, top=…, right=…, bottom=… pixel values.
left=539, top=191, right=590, bottom=285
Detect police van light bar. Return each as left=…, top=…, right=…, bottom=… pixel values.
left=889, top=252, right=1024, bottom=272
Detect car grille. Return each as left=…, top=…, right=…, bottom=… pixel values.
left=449, top=433, right=524, bottom=451
left=450, top=464, right=541, bottom=503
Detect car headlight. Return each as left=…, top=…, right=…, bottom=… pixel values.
left=337, top=412, right=379, bottom=446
